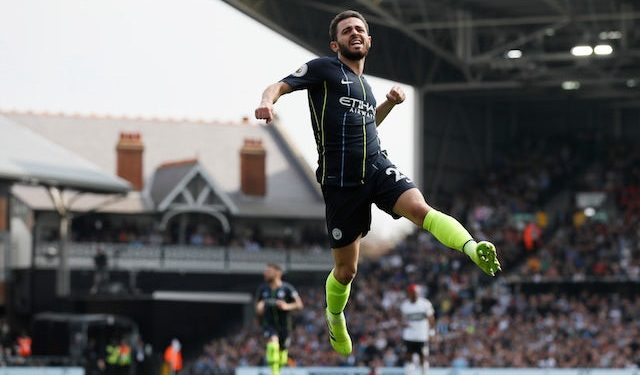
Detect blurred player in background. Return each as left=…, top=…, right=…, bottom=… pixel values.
left=255, top=264, right=303, bottom=375
left=256, top=9, right=501, bottom=357
left=400, top=284, right=435, bottom=375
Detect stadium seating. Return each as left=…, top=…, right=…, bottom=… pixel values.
left=189, top=141, right=640, bottom=372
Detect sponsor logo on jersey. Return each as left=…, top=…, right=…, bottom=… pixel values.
left=339, top=96, right=376, bottom=118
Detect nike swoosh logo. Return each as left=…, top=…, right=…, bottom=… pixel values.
left=341, top=79, right=353, bottom=84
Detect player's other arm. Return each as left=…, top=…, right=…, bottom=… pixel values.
left=255, top=82, right=293, bottom=124
left=285, top=294, right=304, bottom=312
left=255, top=288, right=266, bottom=316
left=255, top=300, right=265, bottom=317
left=376, top=85, right=405, bottom=126
left=275, top=294, right=304, bottom=312
left=275, top=286, right=304, bottom=312
left=427, top=303, right=436, bottom=337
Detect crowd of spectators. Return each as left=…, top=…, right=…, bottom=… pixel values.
left=519, top=145, right=640, bottom=281
left=60, top=217, right=328, bottom=254
left=189, top=140, right=640, bottom=373
left=190, top=230, right=640, bottom=373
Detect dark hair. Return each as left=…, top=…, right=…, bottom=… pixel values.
left=329, top=10, right=369, bottom=41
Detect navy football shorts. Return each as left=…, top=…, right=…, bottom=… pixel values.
left=322, top=153, right=416, bottom=248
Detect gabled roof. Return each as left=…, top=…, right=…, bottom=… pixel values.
left=4, top=112, right=323, bottom=219
left=149, top=158, right=198, bottom=208
left=150, top=158, right=238, bottom=214
left=0, top=116, right=130, bottom=194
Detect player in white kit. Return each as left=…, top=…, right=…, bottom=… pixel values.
left=400, top=284, right=435, bottom=375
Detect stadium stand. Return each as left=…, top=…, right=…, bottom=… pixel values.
left=190, top=140, right=640, bottom=373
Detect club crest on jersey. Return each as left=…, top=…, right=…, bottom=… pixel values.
left=292, top=63, right=308, bottom=77
left=332, top=228, right=343, bottom=240
left=339, top=97, right=376, bottom=118
left=277, top=290, right=285, bottom=299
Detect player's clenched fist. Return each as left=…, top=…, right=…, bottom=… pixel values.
left=255, top=101, right=275, bottom=124
left=386, top=85, right=405, bottom=105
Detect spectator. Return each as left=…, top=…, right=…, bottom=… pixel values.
left=164, top=338, right=183, bottom=375
left=91, top=247, right=109, bottom=294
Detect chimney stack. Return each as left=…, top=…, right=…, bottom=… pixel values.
left=116, top=132, right=144, bottom=191
left=240, top=138, right=266, bottom=197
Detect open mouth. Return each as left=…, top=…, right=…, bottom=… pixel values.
left=350, top=38, right=363, bottom=47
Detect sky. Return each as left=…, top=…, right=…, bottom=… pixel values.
left=0, top=0, right=416, bottom=241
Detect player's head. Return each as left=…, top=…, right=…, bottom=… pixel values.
left=329, top=10, right=371, bottom=61
left=263, top=263, right=283, bottom=282
left=407, top=283, right=419, bottom=300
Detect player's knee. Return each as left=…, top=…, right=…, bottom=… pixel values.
left=334, top=264, right=357, bottom=284
left=409, top=203, right=430, bottom=226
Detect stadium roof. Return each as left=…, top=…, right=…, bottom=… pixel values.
left=224, top=0, right=640, bottom=100
left=0, top=116, right=130, bottom=194
left=5, top=112, right=324, bottom=219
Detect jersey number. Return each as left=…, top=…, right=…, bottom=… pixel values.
left=386, top=167, right=412, bottom=183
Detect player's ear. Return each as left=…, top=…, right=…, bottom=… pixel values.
left=329, top=40, right=339, bottom=53
left=368, top=36, right=372, bottom=48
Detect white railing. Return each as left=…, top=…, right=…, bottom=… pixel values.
left=35, top=242, right=332, bottom=272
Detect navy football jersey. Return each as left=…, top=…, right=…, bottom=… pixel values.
left=255, top=282, right=299, bottom=330
left=281, top=56, right=382, bottom=187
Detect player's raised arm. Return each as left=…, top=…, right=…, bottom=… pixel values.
left=376, top=85, right=405, bottom=126
left=255, top=82, right=293, bottom=124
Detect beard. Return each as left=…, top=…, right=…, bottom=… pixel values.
left=337, top=39, right=369, bottom=61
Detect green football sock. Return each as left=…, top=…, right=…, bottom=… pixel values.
left=422, top=209, right=475, bottom=252
left=279, top=349, right=288, bottom=366
left=266, top=340, right=280, bottom=375
left=325, top=270, right=351, bottom=315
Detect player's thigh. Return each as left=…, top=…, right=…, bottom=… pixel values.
left=322, top=185, right=372, bottom=249
left=392, top=188, right=432, bottom=226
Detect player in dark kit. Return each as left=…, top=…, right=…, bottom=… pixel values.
left=255, top=10, right=501, bottom=356
left=255, top=264, right=303, bottom=375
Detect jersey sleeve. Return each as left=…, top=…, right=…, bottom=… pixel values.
left=280, top=58, right=327, bottom=91
left=284, top=283, right=300, bottom=302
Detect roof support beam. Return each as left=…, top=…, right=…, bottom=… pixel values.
left=354, top=0, right=471, bottom=79
left=302, top=0, right=395, bottom=28
left=470, top=20, right=569, bottom=63
left=408, top=12, right=640, bottom=30
left=47, top=187, right=71, bottom=297
left=424, top=77, right=638, bottom=93
left=540, top=0, right=568, bottom=15
left=223, top=0, right=323, bottom=56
